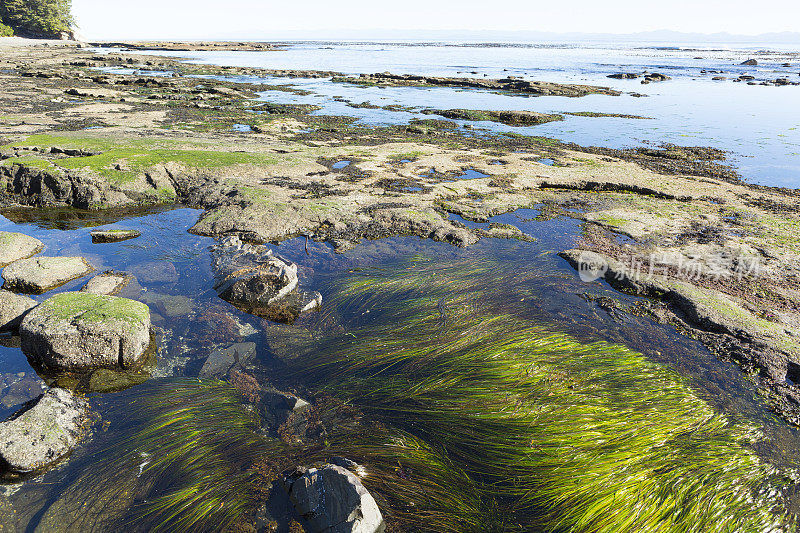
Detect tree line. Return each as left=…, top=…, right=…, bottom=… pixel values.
left=0, top=0, right=74, bottom=39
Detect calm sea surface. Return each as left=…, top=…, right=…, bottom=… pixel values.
left=124, top=41, right=800, bottom=187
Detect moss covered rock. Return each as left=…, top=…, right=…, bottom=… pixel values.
left=20, top=292, right=151, bottom=372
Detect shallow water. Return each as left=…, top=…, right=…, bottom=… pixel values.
left=115, top=42, right=800, bottom=187
left=1, top=204, right=799, bottom=530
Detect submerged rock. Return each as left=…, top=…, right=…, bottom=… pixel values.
left=129, top=260, right=179, bottom=284
left=141, top=292, right=195, bottom=318
left=80, top=271, right=134, bottom=296
left=211, top=235, right=321, bottom=323
left=0, top=388, right=89, bottom=474
left=282, top=464, right=385, bottom=533
left=87, top=367, right=150, bottom=393
left=20, top=292, right=151, bottom=372
left=0, top=232, right=43, bottom=267
left=260, top=387, right=312, bottom=441
left=2, top=256, right=94, bottom=294
left=0, top=290, right=37, bottom=332
left=90, top=229, right=142, bottom=243
left=199, top=341, right=257, bottom=378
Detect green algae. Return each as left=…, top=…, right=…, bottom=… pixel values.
left=275, top=257, right=791, bottom=532
left=27, top=379, right=266, bottom=533
left=3, top=135, right=279, bottom=185
left=42, top=292, right=149, bottom=329
left=0, top=156, right=60, bottom=171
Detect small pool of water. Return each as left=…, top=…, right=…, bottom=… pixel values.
left=331, top=160, right=351, bottom=169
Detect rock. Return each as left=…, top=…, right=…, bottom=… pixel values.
left=740, top=59, right=758, bottom=66
left=643, top=73, right=671, bottom=82
left=607, top=73, right=640, bottom=79
left=87, top=367, right=150, bottom=393
left=260, top=387, right=311, bottom=439
left=20, top=292, right=151, bottom=372
left=211, top=235, right=322, bottom=323
left=141, top=292, right=195, bottom=318
left=0, top=232, right=43, bottom=267
left=0, top=388, right=89, bottom=473
left=80, top=271, right=133, bottom=296
left=2, top=256, right=94, bottom=294
left=90, top=229, right=141, bottom=243
left=129, top=261, right=179, bottom=284
left=282, top=464, right=385, bottom=533
left=0, top=375, right=47, bottom=409
left=0, top=290, right=37, bottom=332
left=199, top=342, right=257, bottom=378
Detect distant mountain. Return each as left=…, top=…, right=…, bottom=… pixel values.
left=216, top=28, right=800, bottom=45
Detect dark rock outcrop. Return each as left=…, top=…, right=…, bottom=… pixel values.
left=210, top=235, right=321, bottom=323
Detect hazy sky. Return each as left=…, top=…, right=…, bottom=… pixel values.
left=73, top=0, right=800, bottom=40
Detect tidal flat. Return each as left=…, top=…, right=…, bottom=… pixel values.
left=0, top=40, right=800, bottom=532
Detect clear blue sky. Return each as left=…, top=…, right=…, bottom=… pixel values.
left=73, top=0, right=800, bottom=40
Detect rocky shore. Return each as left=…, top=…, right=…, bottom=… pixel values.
left=0, top=40, right=800, bottom=530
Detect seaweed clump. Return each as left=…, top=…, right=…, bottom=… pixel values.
left=274, top=257, right=792, bottom=532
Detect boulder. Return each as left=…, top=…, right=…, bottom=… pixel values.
left=20, top=292, right=151, bottom=372
left=199, top=342, right=257, bottom=378
left=80, top=271, right=134, bottom=296
left=740, top=59, right=758, bottom=66
left=211, top=235, right=322, bottom=323
left=90, top=229, right=142, bottom=243
left=0, top=388, right=89, bottom=473
left=2, top=256, right=94, bottom=294
left=283, top=464, right=385, bottom=533
left=0, top=290, right=37, bottom=332
left=0, top=232, right=43, bottom=267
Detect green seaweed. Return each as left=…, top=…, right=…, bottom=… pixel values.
left=273, top=257, right=790, bottom=532
left=28, top=380, right=268, bottom=533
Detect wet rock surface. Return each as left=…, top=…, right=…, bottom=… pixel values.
left=0, top=388, right=88, bottom=474
left=421, top=108, right=564, bottom=126
left=2, top=256, right=94, bottom=294
left=199, top=341, right=257, bottom=378
left=89, top=229, right=141, bottom=243
left=20, top=292, right=151, bottom=372
left=211, top=235, right=321, bottom=323
left=0, top=290, right=37, bottom=331
left=259, top=386, right=312, bottom=441
left=80, top=271, right=134, bottom=296
left=0, top=231, right=43, bottom=267
left=336, top=71, right=621, bottom=97
left=282, top=464, right=385, bottom=533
